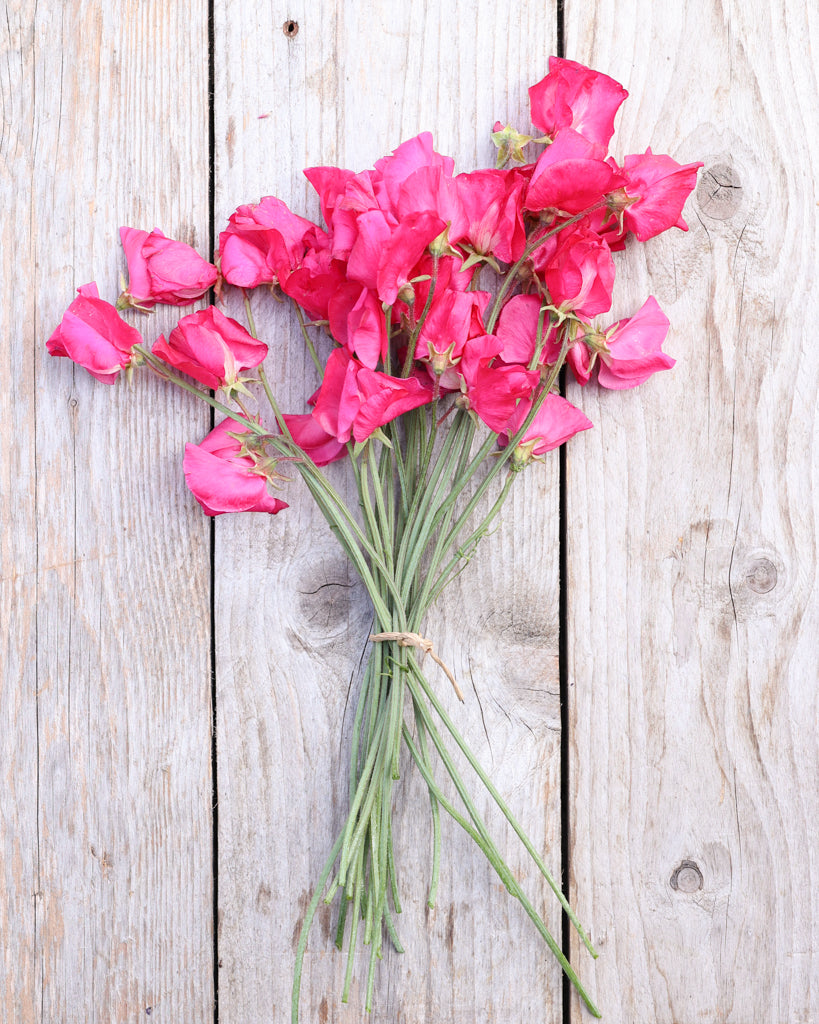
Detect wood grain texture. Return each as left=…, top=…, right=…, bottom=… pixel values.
left=1, top=2, right=214, bottom=1019
left=564, top=2, right=819, bottom=1021
left=212, top=1, right=567, bottom=1021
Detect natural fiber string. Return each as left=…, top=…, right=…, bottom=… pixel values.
left=369, top=631, right=465, bottom=702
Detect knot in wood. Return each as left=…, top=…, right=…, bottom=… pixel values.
left=670, top=859, right=704, bottom=893
left=745, top=557, right=778, bottom=594
left=696, top=162, right=743, bottom=220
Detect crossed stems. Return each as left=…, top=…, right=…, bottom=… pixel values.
left=135, top=199, right=607, bottom=1020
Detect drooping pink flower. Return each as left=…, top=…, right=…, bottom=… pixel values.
left=280, top=247, right=348, bottom=322
left=303, top=165, right=356, bottom=228
left=312, top=348, right=433, bottom=443
left=372, top=133, right=455, bottom=215
left=375, top=211, right=447, bottom=305
left=415, top=289, right=491, bottom=368
left=47, top=282, right=142, bottom=384
left=396, top=165, right=468, bottom=241
left=183, top=419, right=288, bottom=516
left=218, top=196, right=325, bottom=288
left=282, top=413, right=347, bottom=466
left=532, top=223, right=615, bottom=317
left=525, top=129, right=625, bottom=215
left=347, top=210, right=395, bottom=291
left=596, top=295, right=674, bottom=389
left=152, top=306, right=268, bottom=390
left=457, top=335, right=539, bottom=433
left=494, top=294, right=560, bottom=366
left=454, top=168, right=527, bottom=263
left=528, top=57, right=628, bottom=147
left=327, top=283, right=388, bottom=369
left=118, top=227, right=217, bottom=308
left=500, top=392, right=593, bottom=456
left=615, top=149, right=703, bottom=241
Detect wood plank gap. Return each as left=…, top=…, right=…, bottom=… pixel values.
left=208, top=4, right=219, bottom=1023
left=559, top=408, right=571, bottom=1024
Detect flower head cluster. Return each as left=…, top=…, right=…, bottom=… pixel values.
left=48, top=56, right=700, bottom=508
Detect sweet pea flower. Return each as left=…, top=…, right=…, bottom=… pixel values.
left=218, top=196, right=325, bottom=288
left=614, top=149, right=703, bottom=241
left=595, top=295, right=674, bottom=389
left=183, top=419, right=288, bottom=516
left=375, top=211, right=447, bottom=305
left=415, top=290, right=491, bottom=369
left=312, top=349, right=433, bottom=444
left=456, top=334, right=539, bottom=433
left=525, top=129, right=625, bottom=215
left=152, top=306, right=268, bottom=390
left=495, top=294, right=560, bottom=366
left=282, top=413, right=347, bottom=466
left=47, top=282, right=142, bottom=384
left=528, top=56, right=628, bottom=147
left=327, top=283, right=388, bottom=369
left=532, top=223, right=615, bottom=318
left=372, top=132, right=455, bottom=215
left=454, top=168, right=527, bottom=263
left=118, top=227, right=218, bottom=309
left=500, top=392, right=593, bottom=459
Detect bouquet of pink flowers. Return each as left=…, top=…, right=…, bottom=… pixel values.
left=48, top=57, right=700, bottom=1020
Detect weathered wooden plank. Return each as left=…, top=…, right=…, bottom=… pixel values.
left=565, top=2, right=819, bottom=1021
left=1, top=2, right=214, bottom=1018
left=213, top=1, right=568, bottom=1020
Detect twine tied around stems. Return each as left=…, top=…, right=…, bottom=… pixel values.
left=369, top=631, right=465, bottom=702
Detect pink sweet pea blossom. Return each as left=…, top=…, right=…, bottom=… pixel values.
left=532, top=223, right=615, bottom=317
left=118, top=227, right=217, bottom=308
left=47, top=282, right=142, bottom=384
left=372, top=133, right=454, bottom=214
left=457, top=335, right=539, bottom=433
left=312, top=349, right=433, bottom=444
left=218, top=196, right=325, bottom=288
left=375, top=211, right=447, bottom=305
left=454, top=168, right=527, bottom=263
left=614, top=149, right=703, bottom=241
left=327, top=283, right=388, bottom=369
left=282, top=414, right=347, bottom=466
left=596, top=295, right=674, bottom=389
left=415, top=290, right=491, bottom=368
left=495, top=294, right=560, bottom=366
left=183, top=419, right=288, bottom=516
left=152, top=306, right=268, bottom=390
left=500, top=392, right=593, bottom=456
left=525, top=129, right=625, bottom=215
left=529, top=57, right=628, bottom=147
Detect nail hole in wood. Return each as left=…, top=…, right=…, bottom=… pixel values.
left=283, top=19, right=299, bottom=37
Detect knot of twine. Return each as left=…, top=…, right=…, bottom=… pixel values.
left=369, top=631, right=464, bottom=702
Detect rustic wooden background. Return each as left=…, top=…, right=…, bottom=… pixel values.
left=3, top=0, right=817, bottom=1021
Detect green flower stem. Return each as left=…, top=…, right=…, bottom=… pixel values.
left=416, top=336, right=572, bottom=600
left=402, top=255, right=439, bottom=377
left=294, top=304, right=323, bottom=374
left=485, top=199, right=607, bottom=334
left=403, top=663, right=600, bottom=1018
left=405, top=655, right=597, bottom=958
left=291, top=827, right=347, bottom=1024
left=341, top=858, right=364, bottom=1003
left=416, top=471, right=515, bottom=616
left=393, top=408, right=466, bottom=588
left=135, top=345, right=267, bottom=435
left=410, top=708, right=442, bottom=908
left=387, top=818, right=403, bottom=916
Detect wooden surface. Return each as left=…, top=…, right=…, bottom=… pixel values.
left=3, top=1, right=817, bottom=1022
